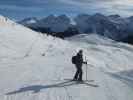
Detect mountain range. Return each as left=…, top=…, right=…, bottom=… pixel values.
left=18, top=13, right=133, bottom=44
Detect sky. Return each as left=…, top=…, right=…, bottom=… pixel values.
left=0, top=0, right=133, bottom=20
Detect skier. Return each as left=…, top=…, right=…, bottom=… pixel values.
left=73, top=50, right=87, bottom=82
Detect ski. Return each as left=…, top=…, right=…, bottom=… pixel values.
left=64, top=79, right=94, bottom=82
left=63, top=79, right=98, bottom=87
left=76, top=81, right=99, bottom=87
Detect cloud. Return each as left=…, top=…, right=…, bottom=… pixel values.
left=0, top=0, right=63, bottom=7
left=60, top=0, right=133, bottom=16
left=0, top=0, right=84, bottom=19
left=0, top=0, right=133, bottom=19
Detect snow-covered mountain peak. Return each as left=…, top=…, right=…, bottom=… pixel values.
left=57, top=14, right=70, bottom=23
left=128, top=16, right=133, bottom=21
left=74, top=14, right=91, bottom=23
left=0, top=15, right=15, bottom=26
left=18, top=17, right=38, bottom=25
left=75, top=14, right=90, bottom=19
left=92, top=13, right=108, bottom=21
left=58, top=14, right=69, bottom=19
left=40, top=15, right=56, bottom=22
left=37, top=15, right=71, bottom=32
left=108, top=14, right=121, bottom=19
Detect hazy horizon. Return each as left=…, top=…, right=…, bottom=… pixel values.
left=0, top=0, right=133, bottom=20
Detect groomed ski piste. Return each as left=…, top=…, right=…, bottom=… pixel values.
left=0, top=15, right=133, bottom=100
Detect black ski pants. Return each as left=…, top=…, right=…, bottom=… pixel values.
left=73, top=64, right=83, bottom=80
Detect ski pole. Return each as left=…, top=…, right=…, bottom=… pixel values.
left=85, top=56, right=87, bottom=81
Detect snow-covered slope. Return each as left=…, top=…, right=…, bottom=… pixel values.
left=0, top=15, right=71, bottom=58
left=0, top=15, right=133, bottom=100
left=0, top=15, right=39, bottom=58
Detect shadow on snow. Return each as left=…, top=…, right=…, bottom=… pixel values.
left=6, top=80, right=98, bottom=95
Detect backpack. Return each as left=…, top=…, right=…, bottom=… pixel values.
left=72, top=55, right=77, bottom=64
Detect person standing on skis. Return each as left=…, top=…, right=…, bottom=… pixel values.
left=72, top=50, right=87, bottom=81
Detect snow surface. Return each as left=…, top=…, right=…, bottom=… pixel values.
left=0, top=15, right=133, bottom=100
